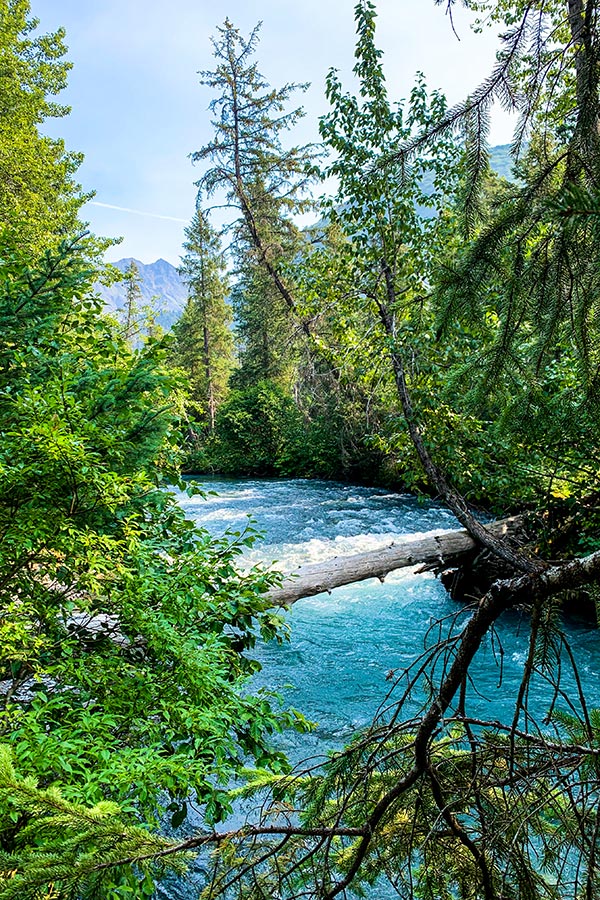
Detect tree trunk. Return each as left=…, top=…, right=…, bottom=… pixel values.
left=203, top=322, right=215, bottom=431
left=377, top=261, right=543, bottom=576
left=267, top=516, right=524, bottom=605
left=567, top=0, right=600, bottom=166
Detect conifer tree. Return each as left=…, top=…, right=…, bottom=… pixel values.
left=192, top=18, right=322, bottom=465
left=192, top=18, right=315, bottom=330
left=413, top=1, right=600, bottom=446
left=173, top=209, right=233, bottom=429
left=230, top=249, right=298, bottom=390
left=374, top=1, right=599, bottom=526
left=119, top=260, right=144, bottom=342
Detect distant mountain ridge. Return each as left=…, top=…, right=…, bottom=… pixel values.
left=97, top=146, right=514, bottom=331
left=489, top=144, right=514, bottom=181
left=97, top=257, right=188, bottom=331
left=417, top=143, right=516, bottom=205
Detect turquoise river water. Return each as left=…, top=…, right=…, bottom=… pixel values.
left=161, top=477, right=600, bottom=897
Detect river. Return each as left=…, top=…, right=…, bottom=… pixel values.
left=164, top=476, right=600, bottom=897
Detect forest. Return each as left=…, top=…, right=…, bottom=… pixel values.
left=1, top=0, right=600, bottom=897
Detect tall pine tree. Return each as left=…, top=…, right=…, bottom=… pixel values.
left=173, top=209, right=233, bottom=429
left=193, top=18, right=315, bottom=335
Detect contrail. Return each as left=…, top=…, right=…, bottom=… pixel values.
left=89, top=201, right=188, bottom=224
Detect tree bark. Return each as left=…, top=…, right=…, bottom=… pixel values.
left=567, top=0, right=600, bottom=165
left=376, top=261, right=544, bottom=576
left=268, top=516, right=524, bottom=605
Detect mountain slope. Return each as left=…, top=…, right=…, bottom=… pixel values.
left=98, top=257, right=188, bottom=331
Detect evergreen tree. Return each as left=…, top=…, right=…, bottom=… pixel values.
left=173, top=209, right=234, bottom=429
left=370, top=1, right=600, bottom=527
left=230, top=250, right=298, bottom=390
left=118, top=260, right=144, bottom=342
left=192, top=18, right=315, bottom=329
left=192, top=19, right=323, bottom=468
left=415, top=0, right=600, bottom=434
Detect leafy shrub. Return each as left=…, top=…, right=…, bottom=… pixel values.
left=0, top=244, right=305, bottom=872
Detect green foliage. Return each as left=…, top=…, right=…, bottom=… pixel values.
left=193, top=18, right=314, bottom=232
left=202, top=715, right=600, bottom=899
left=196, top=380, right=339, bottom=478
left=4, top=1, right=600, bottom=897
left=172, top=208, right=234, bottom=429
left=0, top=242, right=306, bottom=892
left=191, top=17, right=318, bottom=418
left=0, top=0, right=93, bottom=254
left=297, top=2, right=485, bottom=498
left=0, top=745, right=190, bottom=900
left=198, top=381, right=291, bottom=475
left=230, top=258, right=298, bottom=392
left=113, top=260, right=159, bottom=346
left=192, top=16, right=315, bottom=304
left=119, top=260, right=144, bottom=341
left=426, top=3, right=600, bottom=507
left=279, top=0, right=600, bottom=513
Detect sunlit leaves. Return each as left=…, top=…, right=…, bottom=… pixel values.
left=0, top=245, right=301, bottom=895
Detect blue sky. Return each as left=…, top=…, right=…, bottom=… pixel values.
left=35, top=0, right=513, bottom=266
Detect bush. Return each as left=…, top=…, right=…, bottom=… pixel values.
left=0, top=244, right=304, bottom=889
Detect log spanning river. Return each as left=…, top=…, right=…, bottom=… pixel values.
left=166, top=477, right=600, bottom=897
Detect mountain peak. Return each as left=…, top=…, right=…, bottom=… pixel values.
left=96, top=257, right=188, bottom=331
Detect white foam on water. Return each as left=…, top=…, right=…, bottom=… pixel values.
left=243, top=526, right=458, bottom=570
left=188, top=508, right=252, bottom=523
left=180, top=485, right=263, bottom=503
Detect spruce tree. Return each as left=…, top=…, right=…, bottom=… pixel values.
left=230, top=249, right=298, bottom=390
left=192, top=18, right=315, bottom=329
left=173, top=209, right=233, bottom=429
left=192, top=19, right=321, bottom=466
left=414, top=1, right=600, bottom=444
left=118, top=260, right=144, bottom=342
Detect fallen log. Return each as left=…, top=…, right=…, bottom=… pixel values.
left=268, top=516, right=525, bottom=605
